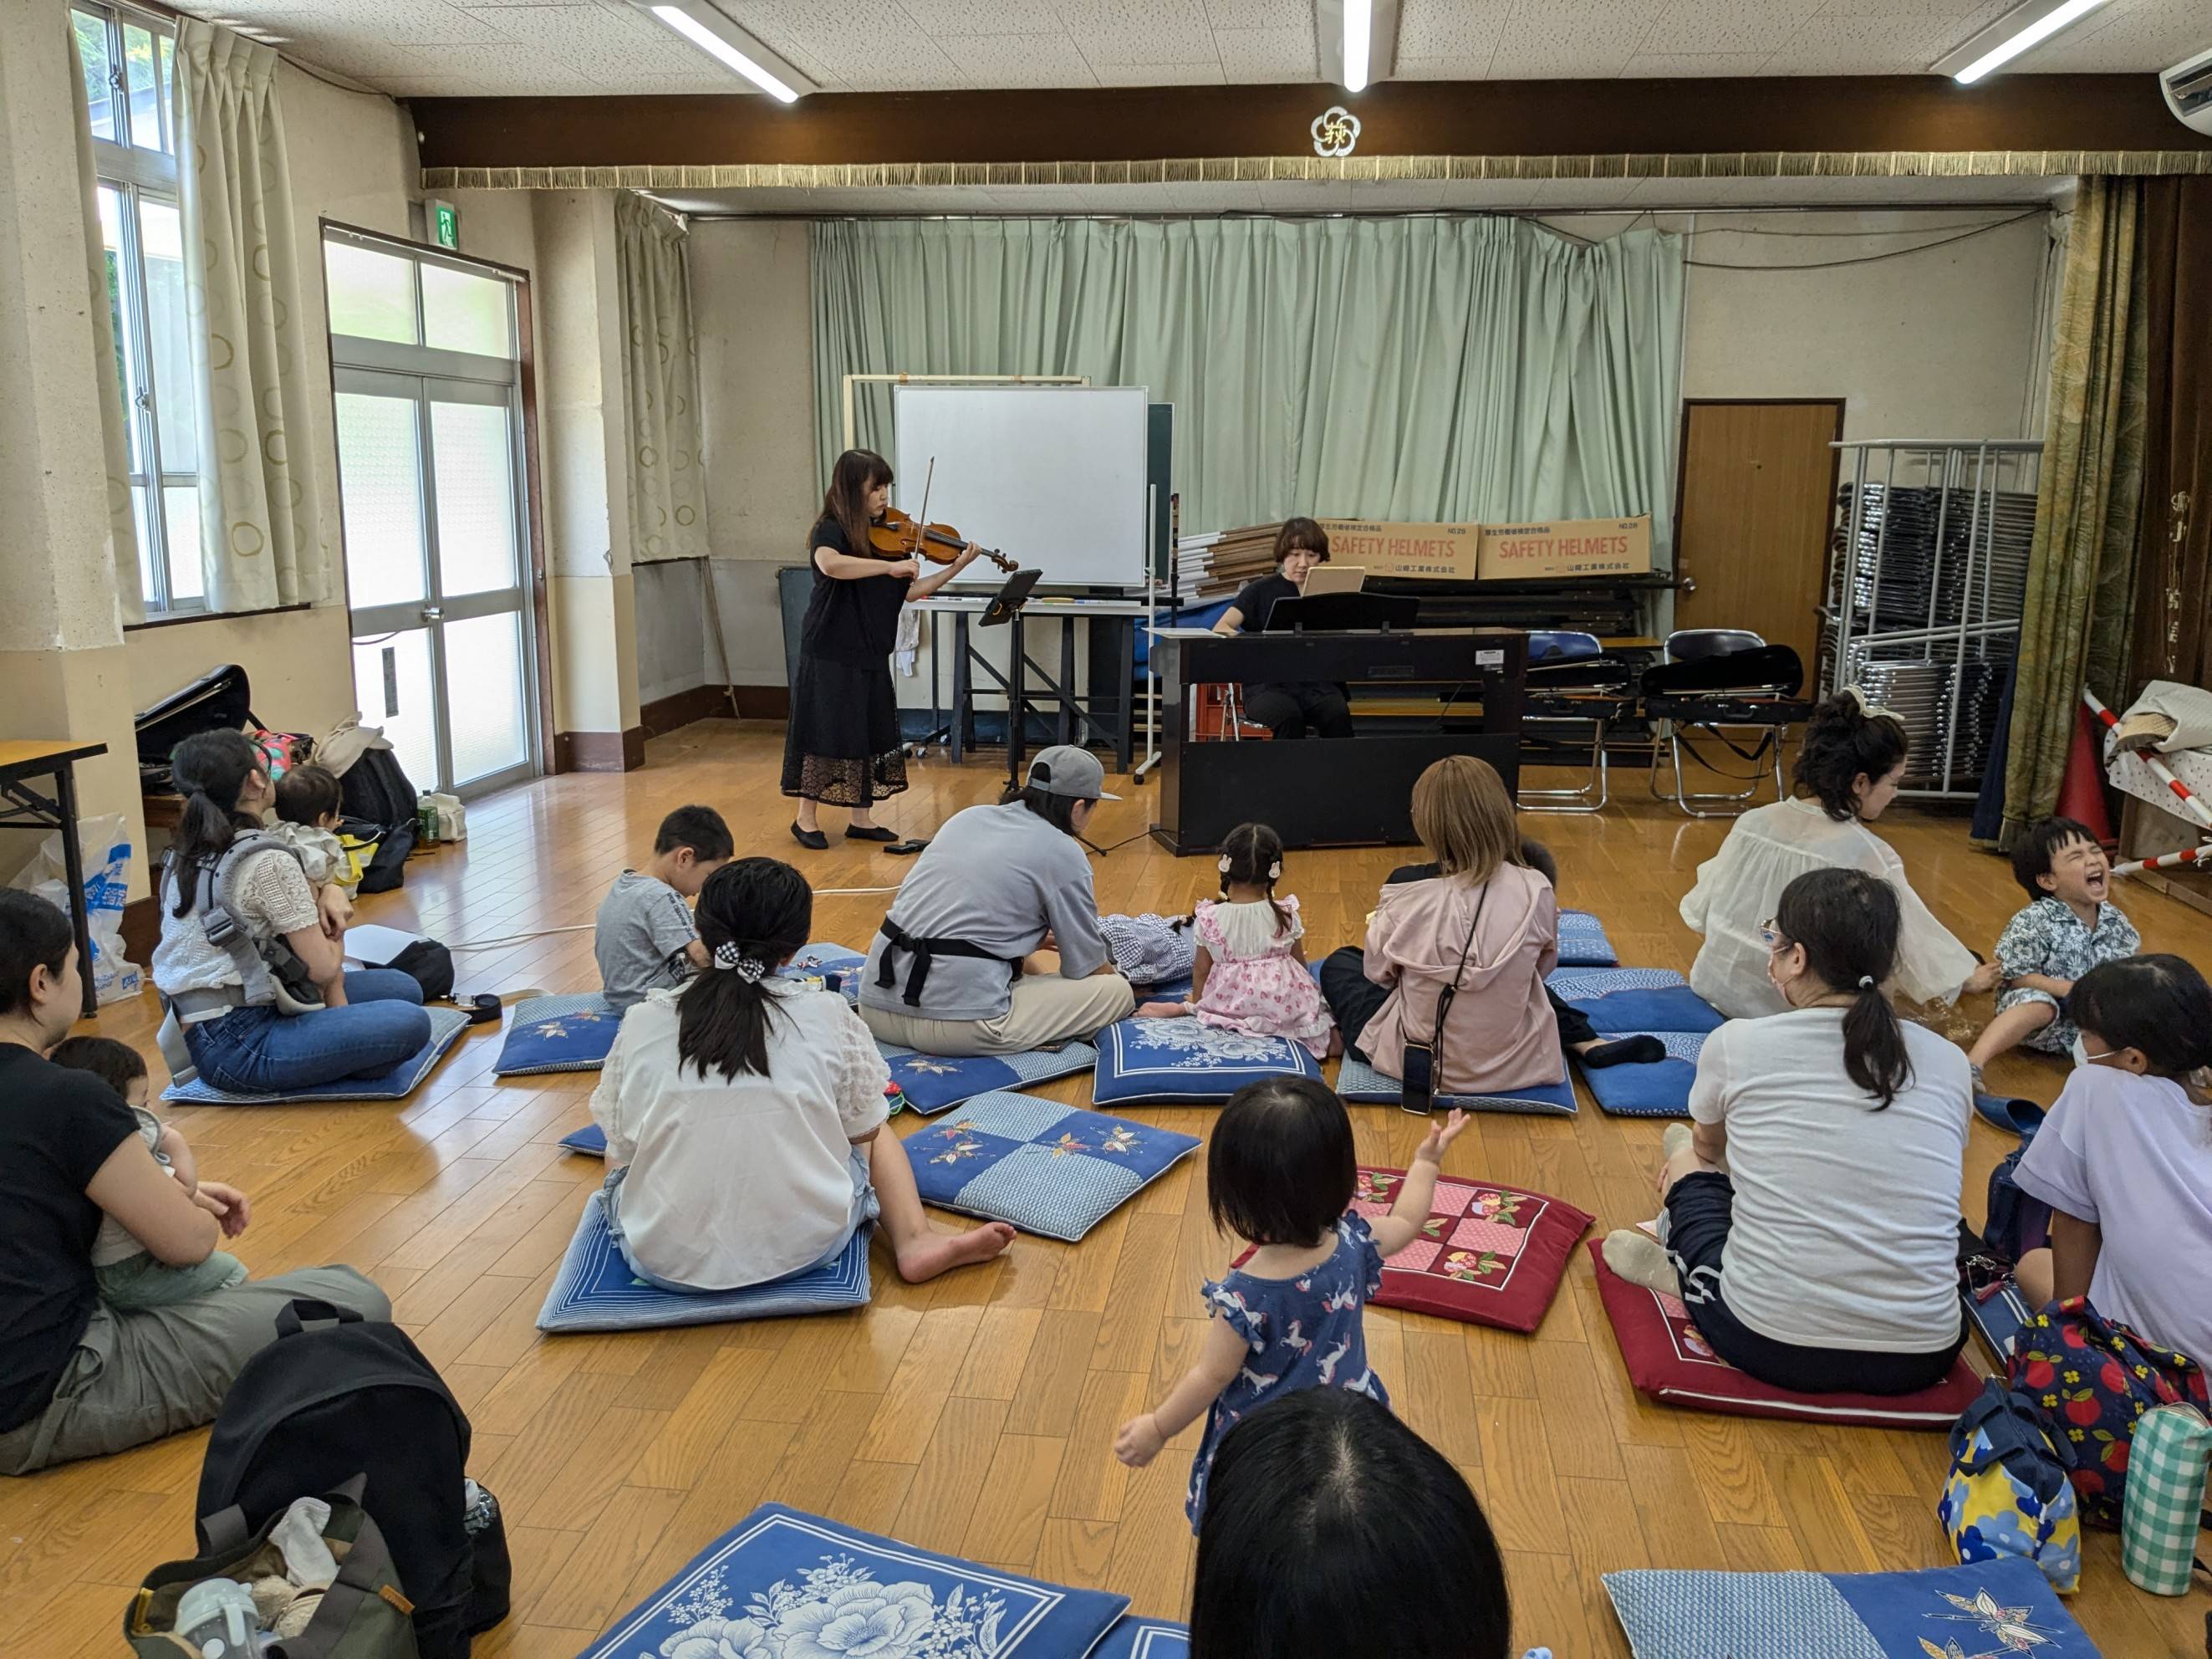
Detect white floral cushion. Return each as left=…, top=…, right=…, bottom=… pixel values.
left=1091, top=1018, right=1323, bottom=1105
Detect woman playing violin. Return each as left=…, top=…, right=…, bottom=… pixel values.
left=784, top=449, right=983, bottom=850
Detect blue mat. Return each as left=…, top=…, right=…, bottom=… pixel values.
left=536, top=1190, right=871, bottom=1332
left=908, top=1093, right=1200, bottom=1242
left=492, top=993, right=620, bottom=1076
left=558, top=1123, right=608, bottom=1156
left=1335, top=1054, right=1577, bottom=1116
left=161, top=1006, right=472, bottom=1105
left=878, top=1040, right=1099, bottom=1116
left=780, top=941, right=866, bottom=1006
left=577, top=1503, right=1128, bottom=1659
left=1965, top=1278, right=2035, bottom=1365
left=1097, top=1619, right=1190, bottom=1657
left=1603, top=1557, right=2101, bottom=1657
left=1093, top=1017, right=1323, bottom=1105
left=1577, top=1030, right=1707, bottom=1118
left=1548, top=967, right=1725, bottom=1038
left=1556, top=908, right=1620, bottom=967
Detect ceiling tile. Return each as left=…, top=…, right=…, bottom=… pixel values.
left=1055, top=0, right=1225, bottom=66
left=347, top=0, right=515, bottom=43
left=1397, top=0, right=1511, bottom=63
left=1640, top=0, right=1822, bottom=56
left=1202, top=0, right=1311, bottom=27
left=892, top=0, right=1068, bottom=31
left=1621, top=50, right=1776, bottom=74
left=1394, top=53, right=1503, bottom=77
left=2029, top=0, right=2212, bottom=72
left=935, top=30, right=1099, bottom=84
left=1213, top=26, right=1316, bottom=79
left=1091, top=59, right=1226, bottom=82
left=1486, top=13, right=1650, bottom=78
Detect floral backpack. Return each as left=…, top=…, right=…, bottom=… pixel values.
left=2007, top=1294, right=2211, bottom=1529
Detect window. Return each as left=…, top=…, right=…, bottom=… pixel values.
left=74, top=3, right=201, bottom=614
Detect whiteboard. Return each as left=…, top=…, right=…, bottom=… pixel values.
left=892, top=385, right=1149, bottom=591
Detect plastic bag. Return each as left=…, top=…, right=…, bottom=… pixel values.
left=420, top=792, right=466, bottom=842
left=7, top=813, right=143, bottom=1005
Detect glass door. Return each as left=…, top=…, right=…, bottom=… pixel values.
left=326, top=231, right=537, bottom=796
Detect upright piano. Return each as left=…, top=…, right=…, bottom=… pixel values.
left=1150, top=629, right=1527, bottom=854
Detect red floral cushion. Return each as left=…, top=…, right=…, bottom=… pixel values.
left=1350, top=1167, right=1592, bottom=1334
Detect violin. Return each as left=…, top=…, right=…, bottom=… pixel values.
left=867, top=507, right=1019, bottom=576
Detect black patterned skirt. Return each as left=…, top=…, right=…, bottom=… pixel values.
left=782, top=655, right=909, bottom=805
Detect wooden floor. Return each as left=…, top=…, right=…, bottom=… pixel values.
left=9, top=720, right=2209, bottom=1657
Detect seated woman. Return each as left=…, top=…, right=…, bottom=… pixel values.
left=1210, top=518, right=1353, bottom=740
left=2011, top=954, right=2212, bottom=1372
left=1603, top=868, right=1972, bottom=1396
left=589, top=858, right=1015, bottom=1289
left=1318, top=755, right=1562, bottom=1096
left=859, top=745, right=1137, bottom=1058
left=1191, top=1388, right=1539, bottom=1659
left=151, top=732, right=431, bottom=1095
left=0, top=891, right=387, bottom=1474
left=1681, top=690, right=1999, bottom=1019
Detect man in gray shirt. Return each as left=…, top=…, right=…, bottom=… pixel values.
left=860, top=747, right=1136, bottom=1055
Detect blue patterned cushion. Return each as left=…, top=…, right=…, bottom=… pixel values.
left=780, top=941, right=866, bottom=1006
left=1555, top=908, right=1620, bottom=967
left=492, top=993, right=620, bottom=1076
left=907, top=1093, right=1201, bottom=1242
left=162, top=1006, right=472, bottom=1105
left=1096, top=1618, right=1190, bottom=1657
left=1578, top=1030, right=1705, bottom=1118
left=1602, top=1559, right=2101, bottom=1659
left=578, top=1503, right=1128, bottom=1659
left=558, top=1123, right=608, bottom=1156
left=1092, top=1018, right=1322, bottom=1105
left=1548, top=967, right=1724, bottom=1037
left=1334, top=1054, right=1577, bottom=1116
left=536, top=1191, right=870, bottom=1332
left=877, top=1041, right=1099, bottom=1116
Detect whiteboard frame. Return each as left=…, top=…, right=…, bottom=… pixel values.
left=840, top=372, right=1088, bottom=456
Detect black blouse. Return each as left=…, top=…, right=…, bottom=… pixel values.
left=799, top=516, right=912, bottom=665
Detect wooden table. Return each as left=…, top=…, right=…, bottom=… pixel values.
left=0, top=740, right=111, bottom=1018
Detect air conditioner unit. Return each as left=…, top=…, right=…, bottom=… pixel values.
left=2163, top=43, right=2212, bottom=135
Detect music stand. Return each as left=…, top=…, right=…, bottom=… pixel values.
left=1259, top=593, right=1419, bottom=633
left=978, top=566, right=1040, bottom=626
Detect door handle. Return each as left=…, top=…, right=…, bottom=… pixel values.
left=1677, top=576, right=1698, bottom=595
left=421, top=605, right=444, bottom=621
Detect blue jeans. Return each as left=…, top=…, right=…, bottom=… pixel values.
left=182, top=970, right=431, bottom=1095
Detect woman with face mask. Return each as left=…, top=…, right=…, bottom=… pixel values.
left=1603, top=867, right=1974, bottom=1396
left=1679, top=690, right=2001, bottom=1018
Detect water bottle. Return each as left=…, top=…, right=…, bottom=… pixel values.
left=176, top=1578, right=262, bottom=1658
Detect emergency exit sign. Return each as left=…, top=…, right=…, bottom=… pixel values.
left=431, top=200, right=459, bottom=249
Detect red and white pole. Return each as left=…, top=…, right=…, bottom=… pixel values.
left=2082, top=687, right=2212, bottom=873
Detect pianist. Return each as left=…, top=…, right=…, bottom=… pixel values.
left=1210, top=518, right=1354, bottom=740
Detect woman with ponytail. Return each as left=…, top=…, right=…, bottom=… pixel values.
left=1603, top=868, right=1973, bottom=1395
left=150, top=732, right=429, bottom=1095
left=589, top=857, right=1014, bottom=1291
left=1680, top=690, right=1999, bottom=1018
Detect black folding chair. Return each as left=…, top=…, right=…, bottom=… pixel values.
left=1641, top=630, right=1812, bottom=819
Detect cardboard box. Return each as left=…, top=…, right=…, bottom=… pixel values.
left=1315, top=518, right=1480, bottom=582
left=1476, top=516, right=1653, bottom=582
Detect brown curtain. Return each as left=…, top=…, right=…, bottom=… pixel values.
left=1998, top=176, right=2148, bottom=849
left=2128, top=177, right=2212, bottom=696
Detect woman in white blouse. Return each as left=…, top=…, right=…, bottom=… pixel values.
left=1681, top=691, right=2000, bottom=1019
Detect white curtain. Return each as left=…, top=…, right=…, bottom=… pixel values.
left=614, top=191, right=708, bottom=563
left=175, top=19, right=324, bottom=611
left=68, top=25, right=144, bottom=624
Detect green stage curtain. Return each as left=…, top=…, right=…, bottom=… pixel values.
left=2000, top=177, right=2148, bottom=850
left=811, top=216, right=1684, bottom=551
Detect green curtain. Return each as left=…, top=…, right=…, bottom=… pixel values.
left=1999, top=177, right=2148, bottom=850
left=811, top=217, right=1684, bottom=551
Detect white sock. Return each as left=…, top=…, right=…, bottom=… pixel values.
left=1603, top=1228, right=1682, bottom=1298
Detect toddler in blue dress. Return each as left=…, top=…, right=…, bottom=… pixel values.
left=1113, top=1074, right=1469, bottom=1528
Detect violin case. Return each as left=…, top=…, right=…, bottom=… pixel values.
left=135, top=664, right=261, bottom=789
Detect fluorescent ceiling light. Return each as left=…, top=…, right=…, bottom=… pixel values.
left=1343, top=0, right=1369, bottom=92
left=1934, top=0, right=2110, bottom=84
left=644, top=2, right=813, bottom=101
left=1316, top=0, right=1396, bottom=92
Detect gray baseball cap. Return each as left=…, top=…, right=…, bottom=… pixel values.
left=1025, top=744, right=1119, bottom=800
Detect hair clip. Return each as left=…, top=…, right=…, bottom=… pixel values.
left=1267, top=861, right=1282, bottom=881
left=1858, top=974, right=1876, bottom=990
left=1217, top=855, right=1233, bottom=874
left=713, top=942, right=768, bottom=983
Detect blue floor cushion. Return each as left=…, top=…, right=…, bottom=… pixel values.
left=1096, top=1619, right=1190, bottom=1657
left=1577, top=1031, right=1706, bottom=1117
left=492, top=992, right=620, bottom=1077
left=1093, top=1018, right=1323, bottom=1105
left=906, top=1093, right=1200, bottom=1242
left=536, top=1191, right=870, bottom=1332
left=1602, top=1557, right=2101, bottom=1658
left=577, top=1503, right=1129, bottom=1659
left=1556, top=908, right=1620, bottom=967
left=878, top=1040, right=1100, bottom=1116
left=1548, top=967, right=1725, bottom=1038
left=1335, top=1054, right=1577, bottom=1116
left=781, top=941, right=866, bottom=1005
left=558, top=1122, right=608, bottom=1156
left=162, top=1006, right=472, bottom=1105
left=1965, top=1278, right=2035, bottom=1365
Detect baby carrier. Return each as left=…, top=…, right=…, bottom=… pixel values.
left=155, top=833, right=326, bottom=1081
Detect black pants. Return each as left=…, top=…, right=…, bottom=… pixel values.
left=1245, top=681, right=1353, bottom=740
left=1663, top=1171, right=1966, bottom=1396
left=1319, top=947, right=1596, bottom=1063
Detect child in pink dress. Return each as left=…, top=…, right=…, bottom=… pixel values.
left=1139, top=823, right=1338, bottom=1059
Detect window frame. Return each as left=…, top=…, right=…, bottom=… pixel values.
left=77, top=1, right=201, bottom=617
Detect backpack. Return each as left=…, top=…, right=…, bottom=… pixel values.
left=1938, top=1378, right=2082, bottom=1591
left=197, top=1300, right=510, bottom=1658
left=342, top=747, right=420, bottom=830
left=1983, top=1146, right=2051, bottom=1266
left=355, top=817, right=419, bottom=896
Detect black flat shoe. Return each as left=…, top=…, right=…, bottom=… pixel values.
left=845, top=824, right=899, bottom=843
left=1578, top=1034, right=1667, bottom=1069
left=789, top=822, right=829, bottom=850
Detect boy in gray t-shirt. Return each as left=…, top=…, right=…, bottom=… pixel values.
left=594, top=804, right=734, bottom=1011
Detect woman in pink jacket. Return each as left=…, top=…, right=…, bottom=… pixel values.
left=1318, top=756, right=1562, bottom=1097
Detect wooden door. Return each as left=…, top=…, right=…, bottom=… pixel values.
left=1672, top=400, right=1844, bottom=686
